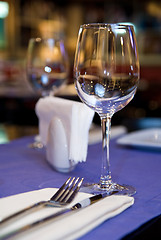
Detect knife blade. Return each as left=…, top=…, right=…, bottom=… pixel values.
left=0, top=191, right=116, bottom=240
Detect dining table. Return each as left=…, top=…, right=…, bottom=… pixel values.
left=0, top=131, right=161, bottom=239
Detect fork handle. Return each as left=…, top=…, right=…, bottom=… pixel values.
left=0, top=201, right=83, bottom=239
left=0, top=201, right=46, bottom=227
left=0, top=207, right=72, bottom=240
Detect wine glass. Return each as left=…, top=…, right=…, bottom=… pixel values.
left=26, top=37, right=69, bottom=97
left=74, top=23, right=140, bottom=195
left=26, top=37, right=69, bottom=148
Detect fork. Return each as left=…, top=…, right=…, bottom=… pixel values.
left=0, top=177, right=83, bottom=227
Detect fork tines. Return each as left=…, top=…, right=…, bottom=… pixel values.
left=51, top=177, right=84, bottom=204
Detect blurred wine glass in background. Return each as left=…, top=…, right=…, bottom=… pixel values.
left=26, top=37, right=69, bottom=148
left=26, top=37, right=69, bottom=97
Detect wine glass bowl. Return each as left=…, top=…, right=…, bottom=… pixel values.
left=74, top=23, right=140, bottom=195
left=27, top=37, right=69, bottom=97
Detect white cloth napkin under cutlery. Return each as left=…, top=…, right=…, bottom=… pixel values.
left=0, top=188, right=134, bottom=240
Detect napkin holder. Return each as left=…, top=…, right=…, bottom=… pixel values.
left=46, top=117, right=77, bottom=173
left=36, top=96, right=94, bottom=173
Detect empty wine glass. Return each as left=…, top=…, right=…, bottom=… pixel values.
left=74, top=23, right=140, bottom=195
left=27, top=37, right=69, bottom=97
left=26, top=37, right=69, bottom=148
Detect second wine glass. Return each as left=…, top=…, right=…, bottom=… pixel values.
left=27, top=37, right=69, bottom=97
left=74, top=23, right=140, bottom=195
left=26, top=37, right=69, bottom=149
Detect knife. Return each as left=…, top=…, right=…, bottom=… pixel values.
left=0, top=191, right=116, bottom=240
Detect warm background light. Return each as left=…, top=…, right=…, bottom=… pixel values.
left=0, top=1, right=9, bottom=19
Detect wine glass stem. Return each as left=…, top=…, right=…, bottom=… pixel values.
left=100, top=116, right=112, bottom=189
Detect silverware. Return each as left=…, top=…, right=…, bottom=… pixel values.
left=0, top=177, right=83, bottom=227
left=0, top=191, right=117, bottom=240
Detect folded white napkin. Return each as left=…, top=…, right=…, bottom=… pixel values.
left=35, top=96, right=94, bottom=165
left=0, top=189, right=134, bottom=240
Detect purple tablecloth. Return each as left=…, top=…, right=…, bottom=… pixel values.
left=0, top=135, right=161, bottom=239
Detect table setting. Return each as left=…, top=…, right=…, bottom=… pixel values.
left=1, top=23, right=161, bottom=240
left=0, top=177, right=134, bottom=240
left=1, top=128, right=161, bottom=239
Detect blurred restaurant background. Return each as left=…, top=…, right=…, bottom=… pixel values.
left=0, top=0, right=161, bottom=143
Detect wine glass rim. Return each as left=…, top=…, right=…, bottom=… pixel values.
left=80, top=23, right=134, bottom=30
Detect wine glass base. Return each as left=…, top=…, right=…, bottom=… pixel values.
left=80, top=182, right=136, bottom=196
